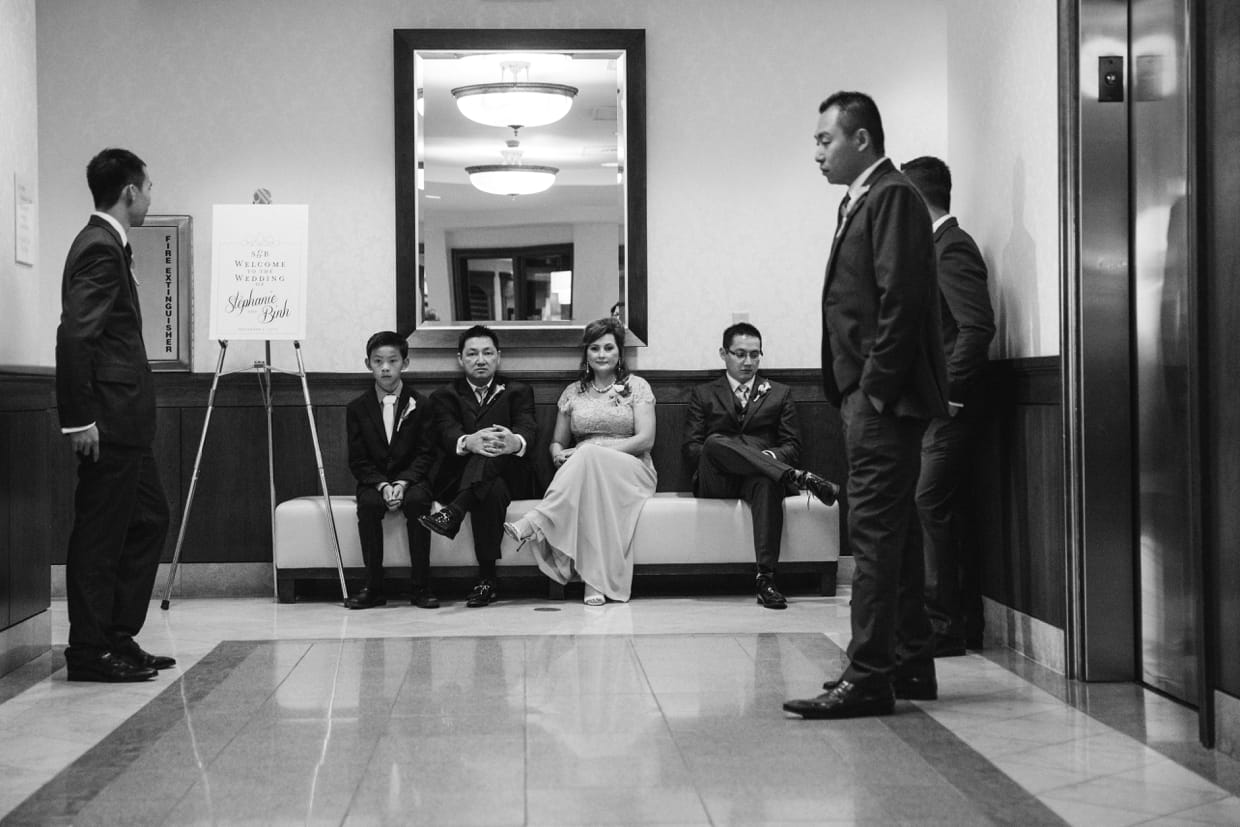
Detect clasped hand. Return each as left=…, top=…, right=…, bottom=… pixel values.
left=465, top=425, right=518, bottom=457
left=552, top=447, right=577, bottom=468
left=380, top=481, right=406, bottom=511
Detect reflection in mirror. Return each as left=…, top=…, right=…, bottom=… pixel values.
left=395, top=29, right=646, bottom=348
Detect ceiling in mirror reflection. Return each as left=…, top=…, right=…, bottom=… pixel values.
left=417, top=51, right=625, bottom=218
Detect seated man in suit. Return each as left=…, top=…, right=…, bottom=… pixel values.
left=683, top=322, right=840, bottom=609
left=420, top=325, right=537, bottom=607
left=344, top=331, right=438, bottom=610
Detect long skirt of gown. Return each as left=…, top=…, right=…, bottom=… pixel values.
left=527, top=442, right=656, bottom=602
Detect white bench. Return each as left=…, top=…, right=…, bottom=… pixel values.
left=273, top=492, right=839, bottom=602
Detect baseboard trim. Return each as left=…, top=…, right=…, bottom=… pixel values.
left=51, top=563, right=277, bottom=600
left=0, top=611, right=51, bottom=679
left=982, top=596, right=1066, bottom=674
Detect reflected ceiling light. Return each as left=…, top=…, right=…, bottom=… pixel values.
left=466, top=140, right=558, bottom=196
left=452, top=61, right=578, bottom=129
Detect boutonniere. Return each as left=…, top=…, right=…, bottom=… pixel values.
left=396, top=397, right=416, bottom=429
left=492, top=383, right=506, bottom=399
left=611, top=382, right=632, bottom=405
left=753, top=381, right=772, bottom=400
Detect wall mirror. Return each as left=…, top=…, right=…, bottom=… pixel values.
left=395, top=29, right=646, bottom=348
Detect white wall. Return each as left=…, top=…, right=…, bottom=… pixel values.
left=33, top=0, right=953, bottom=374
left=0, top=0, right=43, bottom=368
left=947, top=0, right=1060, bottom=359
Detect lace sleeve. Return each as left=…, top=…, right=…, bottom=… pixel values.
left=557, top=382, right=580, bottom=413
left=627, top=375, right=655, bottom=405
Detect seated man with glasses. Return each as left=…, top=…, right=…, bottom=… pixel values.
left=683, top=322, right=841, bottom=608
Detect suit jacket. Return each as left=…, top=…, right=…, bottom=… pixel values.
left=934, top=217, right=995, bottom=406
left=55, top=215, right=157, bottom=448
left=683, top=375, right=801, bottom=484
left=429, top=375, right=537, bottom=496
left=346, top=385, right=436, bottom=489
left=820, top=159, right=948, bottom=420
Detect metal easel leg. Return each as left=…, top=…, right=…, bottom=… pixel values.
left=259, top=341, right=278, bottom=602
left=293, top=341, right=348, bottom=602
left=161, top=341, right=229, bottom=610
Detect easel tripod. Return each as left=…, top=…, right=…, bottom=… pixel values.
left=159, top=339, right=347, bottom=609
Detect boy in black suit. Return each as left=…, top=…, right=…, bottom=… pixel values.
left=420, top=325, right=537, bottom=607
left=684, top=323, right=839, bottom=610
left=345, top=331, right=438, bottom=609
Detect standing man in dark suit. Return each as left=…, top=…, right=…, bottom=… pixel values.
left=56, top=148, right=173, bottom=683
left=784, top=92, right=948, bottom=719
left=344, top=331, right=439, bottom=610
left=683, top=322, right=839, bottom=609
left=420, top=325, right=536, bottom=607
left=901, top=156, right=996, bottom=655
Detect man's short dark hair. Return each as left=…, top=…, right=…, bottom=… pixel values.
left=364, top=330, right=408, bottom=360
left=818, top=91, right=886, bottom=156
left=457, top=324, right=499, bottom=353
left=86, top=148, right=146, bottom=210
left=722, top=322, right=763, bottom=351
left=901, top=156, right=952, bottom=212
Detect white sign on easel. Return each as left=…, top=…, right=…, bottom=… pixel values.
left=209, top=204, right=309, bottom=340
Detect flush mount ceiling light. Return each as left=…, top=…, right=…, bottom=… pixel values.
left=452, top=61, right=578, bottom=129
left=466, top=139, right=558, bottom=196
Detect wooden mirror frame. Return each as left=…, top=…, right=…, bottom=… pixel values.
left=394, top=28, right=647, bottom=348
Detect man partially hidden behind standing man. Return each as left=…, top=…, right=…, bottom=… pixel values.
left=901, top=156, right=996, bottom=656
left=784, top=93, right=948, bottom=719
left=56, top=148, right=173, bottom=682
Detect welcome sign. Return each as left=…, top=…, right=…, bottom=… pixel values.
left=209, top=204, right=309, bottom=340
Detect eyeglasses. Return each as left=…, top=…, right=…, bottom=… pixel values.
left=727, top=349, right=763, bottom=361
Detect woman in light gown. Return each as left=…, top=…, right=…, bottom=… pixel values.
left=504, top=317, right=656, bottom=605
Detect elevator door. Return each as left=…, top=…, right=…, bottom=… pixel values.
left=1131, top=0, right=1197, bottom=704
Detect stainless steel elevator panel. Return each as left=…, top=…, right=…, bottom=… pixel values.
left=1076, top=0, right=1136, bottom=681
left=1131, top=0, right=1197, bottom=703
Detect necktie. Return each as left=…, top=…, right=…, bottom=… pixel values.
left=382, top=394, right=397, bottom=442
left=475, top=385, right=489, bottom=406
left=735, top=384, right=750, bottom=411
left=124, top=242, right=134, bottom=267
left=835, top=195, right=851, bottom=236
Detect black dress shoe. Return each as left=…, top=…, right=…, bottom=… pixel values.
left=110, top=637, right=176, bottom=670
left=67, top=652, right=157, bottom=683
left=823, top=672, right=937, bottom=701
left=345, top=588, right=387, bottom=609
left=784, top=680, right=894, bottom=719
left=756, top=576, right=787, bottom=609
left=789, top=470, right=841, bottom=506
left=465, top=580, right=497, bottom=608
left=418, top=506, right=464, bottom=539
left=411, top=589, right=440, bottom=609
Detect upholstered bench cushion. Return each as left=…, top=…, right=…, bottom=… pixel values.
left=274, top=492, right=838, bottom=571
left=628, top=493, right=838, bottom=565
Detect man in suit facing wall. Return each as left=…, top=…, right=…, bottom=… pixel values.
left=420, top=325, right=537, bottom=607
left=901, top=156, right=996, bottom=655
left=683, top=322, right=840, bottom=609
left=785, top=92, right=949, bottom=719
left=344, top=330, right=438, bottom=610
left=56, top=148, right=173, bottom=683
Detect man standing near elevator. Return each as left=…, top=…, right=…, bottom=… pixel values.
left=785, top=92, right=948, bottom=719
left=902, top=156, right=996, bottom=656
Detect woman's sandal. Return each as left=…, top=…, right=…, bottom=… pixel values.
left=503, top=519, right=534, bottom=553
left=583, top=584, right=606, bottom=606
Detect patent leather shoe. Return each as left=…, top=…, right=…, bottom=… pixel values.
left=790, top=470, right=841, bottom=506
left=822, top=672, right=937, bottom=701
left=345, top=588, right=387, bottom=609
left=113, top=641, right=176, bottom=671
left=784, top=680, right=894, bottom=719
left=419, top=506, right=464, bottom=539
left=67, top=652, right=157, bottom=683
left=410, top=589, right=440, bottom=609
left=465, top=579, right=497, bottom=608
left=755, top=576, right=787, bottom=609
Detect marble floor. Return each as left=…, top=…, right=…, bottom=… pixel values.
left=2, top=592, right=1239, bottom=826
